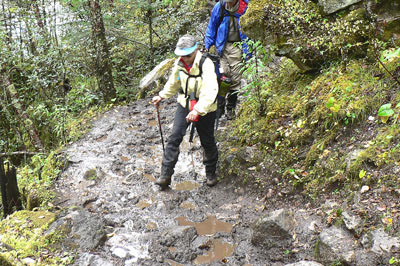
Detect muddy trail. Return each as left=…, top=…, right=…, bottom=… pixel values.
left=55, top=97, right=276, bottom=266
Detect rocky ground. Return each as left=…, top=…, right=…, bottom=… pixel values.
left=54, top=96, right=400, bottom=266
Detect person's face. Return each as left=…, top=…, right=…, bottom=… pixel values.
left=181, top=50, right=197, bottom=65
left=227, top=0, right=237, bottom=8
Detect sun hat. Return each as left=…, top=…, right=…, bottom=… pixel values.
left=174, top=35, right=198, bottom=56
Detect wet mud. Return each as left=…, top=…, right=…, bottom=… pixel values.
left=56, top=97, right=276, bottom=265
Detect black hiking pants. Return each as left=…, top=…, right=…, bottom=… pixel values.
left=161, top=104, right=218, bottom=178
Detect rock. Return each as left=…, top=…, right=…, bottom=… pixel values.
left=345, top=149, right=363, bottom=171
left=285, top=261, right=324, bottom=266
left=46, top=208, right=106, bottom=251
left=22, top=258, right=35, bottom=266
left=138, top=58, right=175, bottom=98
left=342, top=211, right=362, bottom=232
left=111, top=247, right=128, bottom=258
left=317, top=226, right=357, bottom=265
left=318, top=0, right=362, bottom=14
left=160, top=225, right=197, bottom=247
left=360, top=185, right=369, bottom=193
left=371, top=228, right=400, bottom=255
left=106, top=233, right=150, bottom=261
left=73, top=253, right=113, bottom=266
left=251, top=209, right=295, bottom=248
left=355, top=251, right=381, bottom=266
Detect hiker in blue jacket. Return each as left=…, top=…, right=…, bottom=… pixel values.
left=204, top=0, right=249, bottom=120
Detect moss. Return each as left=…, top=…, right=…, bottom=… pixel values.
left=222, top=47, right=400, bottom=197
left=0, top=255, right=13, bottom=266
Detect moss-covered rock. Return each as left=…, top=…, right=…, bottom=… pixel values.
left=222, top=47, right=400, bottom=197
left=0, top=210, right=73, bottom=265
left=241, top=0, right=380, bottom=71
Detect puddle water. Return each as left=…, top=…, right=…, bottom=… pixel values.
left=121, top=156, right=130, bottom=162
left=148, top=119, right=157, bottom=127
left=193, top=239, right=234, bottom=265
left=179, top=201, right=196, bottom=210
left=96, top=135, right=107, bottom=142
left=166, top=259, right=184, bottom=266
left=144, top=173, right=156, bottom=182
left=136, top=200, right=151, bottom=209
left=173, top=181, right=201, bottom=191
left=126, top=125, right=139, bottom=131
left=146, top=222, right=157, bottom=230
left=176, top=215, right=233, bottom=236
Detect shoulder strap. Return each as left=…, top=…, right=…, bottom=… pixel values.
left=198, top=53, right=208, bottom=77
left=219, top=1, right=225, bottom=26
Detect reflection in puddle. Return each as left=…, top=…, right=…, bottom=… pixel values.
left=173, top=181, right=201, bottom=191
left=176, top=215, right=233, bottom=236
left=126, top=126, right=139, bottom=131
left=96, top=135, right=107, bottom=142
left=136, top=200, right=151, bottom=209
left=144, top=173, right=156, bottom=182
left=179, top=201, right=196, bottom=210
left=148, top=120, right=157, bottom=127
left=166, top=259, right=184, bottom=266
left=194, top=239, right=234, bottom=265
left=146, top=221, right=157, bottom=230
left=121, top=156, right=130, bottom=162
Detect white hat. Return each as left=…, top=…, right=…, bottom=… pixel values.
left=174, top=35, right=198, bottom=56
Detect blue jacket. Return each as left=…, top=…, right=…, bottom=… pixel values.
left=204, top=0, right=249, bottom=56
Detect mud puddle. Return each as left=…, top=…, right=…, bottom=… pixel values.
left=55, top=97, right=269, bottom=265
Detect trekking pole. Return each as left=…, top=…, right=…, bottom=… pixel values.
left=155, top=105, right=165, bottom=154
left=189, top=122, right=197, bottom=178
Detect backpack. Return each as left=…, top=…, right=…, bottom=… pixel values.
left=198, top=52, right=231, bottom=97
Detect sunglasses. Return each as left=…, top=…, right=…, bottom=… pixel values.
left=182, top=53, right=194, bottom=58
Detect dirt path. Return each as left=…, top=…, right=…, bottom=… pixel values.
left=55, top=97, right=271, bottom=265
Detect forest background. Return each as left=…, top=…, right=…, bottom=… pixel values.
left=0, top=0, right=400, bottom=264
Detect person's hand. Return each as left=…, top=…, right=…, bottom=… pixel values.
left=152, top=96, right=163, bottom=107
left=186, top=109, right=199, bottom=122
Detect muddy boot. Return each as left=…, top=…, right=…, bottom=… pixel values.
left=206, top=173, right=218, bottom=187
left=156, top=167, right=173, bottom=188
left=155, top=175, right=171, bottom=188
left=226, top=108, right=235, bottom=120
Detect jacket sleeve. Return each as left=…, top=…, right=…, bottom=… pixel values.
left=159, top=60, right=181, bottom=99
left=194, top=58, right=218, bottom=115
left=204, top=3, right=221, bottom=50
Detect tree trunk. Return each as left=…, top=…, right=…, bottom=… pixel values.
left=88, top=0, right=116, bottom=101
left=148, top=0, right=154, bottom=69
left=1, top=72, right=44, bottom=151
left=0, top=158, right=22, bottom=217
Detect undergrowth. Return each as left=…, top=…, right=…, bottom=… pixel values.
left=222, top=48, right=400, bottom=198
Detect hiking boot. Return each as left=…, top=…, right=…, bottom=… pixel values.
left=206, top=174, right=218, bottom=187
left=226, top=108, right=235, bottom=120
left=155, top=176, right=171, bottom=188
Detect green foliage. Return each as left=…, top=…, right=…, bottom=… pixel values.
left=242, top=0, right=373, bottom=67
left=223, top=46, right=400, bottom=196
left=17, top=152, right=65, bottom=209
left=239, top=39, right=274, bottom=114
left=0, top=210, right=74, bottom=265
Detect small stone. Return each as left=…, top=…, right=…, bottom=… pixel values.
left=361, top=185, right=369, bottom=193
left=112, top=247, right=128, bottom=258
left=22, top=258, right=36, bottom=265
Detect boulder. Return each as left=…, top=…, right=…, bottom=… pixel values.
left=138, top=58, right=175, bottom=98
left=285, top=261, right=324, bottom=266
left=241, top=0, right=400, bottom=71
left=371, top=228, right=400, bottom=255
left=318, top=0, right=362, bottom=14
left=46, top=207, right=106, bottom=251
left=73, top=253, right=113, bottom=266
left=316, top=226, right=357, bottom=265
left=251, top=209, right=295, bottom=248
